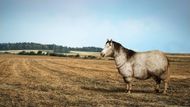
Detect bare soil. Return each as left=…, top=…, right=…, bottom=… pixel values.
left=0, top=54, right=189, bottom=107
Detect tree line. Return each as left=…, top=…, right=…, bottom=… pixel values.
left=0, top=42, right=102, bottom=53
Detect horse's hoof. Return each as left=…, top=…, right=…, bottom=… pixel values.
left=155, top=89, right=159, bottom=93
left=162, top=91, right=167, bottom=95
left=127, top=91, right=131, bottom=94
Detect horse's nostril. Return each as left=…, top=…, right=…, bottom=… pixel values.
left=100, top=53, right=105, bottom=57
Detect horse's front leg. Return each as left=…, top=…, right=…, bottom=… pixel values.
left=126, top=83, right=129, bottom=91
left=123, top=77, right=132, bottom=94
left=127, top=82, right=132, bottom=94
left=123, top=77, right=128, bottom=92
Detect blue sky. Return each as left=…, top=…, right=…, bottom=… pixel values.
left=0, top=0, right=190, bottom=53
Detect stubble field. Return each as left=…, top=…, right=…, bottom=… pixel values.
left=0, top=54, right=190, bottom=106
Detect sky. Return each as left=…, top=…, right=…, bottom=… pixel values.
left=0, top=0, right=190, bottom=53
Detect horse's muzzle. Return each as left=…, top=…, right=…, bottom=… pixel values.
left=100, top=52, right=105, bottom=57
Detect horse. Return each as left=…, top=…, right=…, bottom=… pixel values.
left=100, top=39, right=170, bottom=94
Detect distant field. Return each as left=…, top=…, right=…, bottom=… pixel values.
left=69, top=51, right=100, bottom=57
left=0, top=54, right=190, bottom=106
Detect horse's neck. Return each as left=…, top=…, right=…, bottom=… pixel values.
left=114, top=47, right=127, bottom=67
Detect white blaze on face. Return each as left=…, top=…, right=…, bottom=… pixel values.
left=101, top=42, right=114, bottom=57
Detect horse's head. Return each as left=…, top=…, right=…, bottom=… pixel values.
left=100, top=39, right=114, bottom=57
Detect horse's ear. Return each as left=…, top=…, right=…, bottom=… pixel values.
left=109, top=39, right=113, bottom=46
left=110, top=39, right=112, bottom=42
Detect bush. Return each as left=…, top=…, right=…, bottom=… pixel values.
left=49, top=53, right=66, bottom=57
left=37, top=51, right=43, bottom=55
left=18, top=51, right=27, bottom=55
left=3, top=52, right=11, bottom=54
left=75, top=54, right=80, bottom=58
left=83, top=55, right=97, bottom=59
left=18, top=51, right=36, bottom=55
left=29, top=51, right=36, bottom=55
left=18, top=50, right=49, bottom=55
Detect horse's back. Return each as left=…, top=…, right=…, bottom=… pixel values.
left=133, top=50, right=168, bottom=78
left=146, top=50, right=168, bottom=69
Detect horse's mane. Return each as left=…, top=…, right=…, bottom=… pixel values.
left=126, top=49, right=136, bottom=59
left=108, top=40, right=136, bottom=59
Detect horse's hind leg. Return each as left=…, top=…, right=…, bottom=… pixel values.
left=163, top=80, right=168, bottom=94
left=153, top=77, right=161, bottom=93
left=161, top=70, right=170, bottom=94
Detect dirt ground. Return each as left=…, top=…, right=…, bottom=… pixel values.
left=0, top=54, right=189, bottom=107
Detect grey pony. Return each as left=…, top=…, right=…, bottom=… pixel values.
left=101, top=39, right=170, bottom=94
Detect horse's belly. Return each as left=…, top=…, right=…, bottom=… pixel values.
left=133, top=67, right=150, bottom=80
